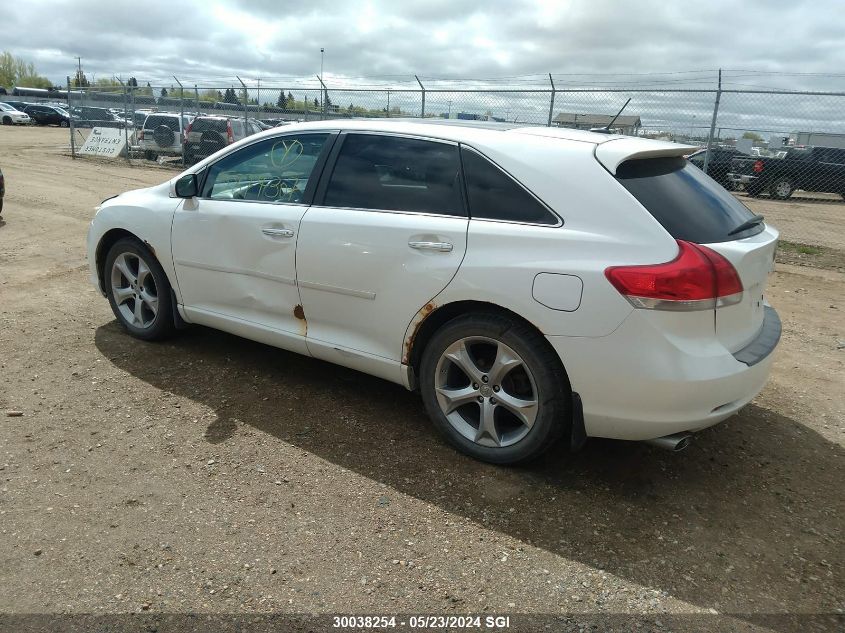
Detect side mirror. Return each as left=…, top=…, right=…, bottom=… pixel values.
left=175, top=173, right=198, bottom=198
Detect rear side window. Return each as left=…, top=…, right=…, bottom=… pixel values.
left=461, top=148, right=558, bottom=225
left=324, top=134, right=464, bottom=216
left=616, top=157, right=763, bottom=243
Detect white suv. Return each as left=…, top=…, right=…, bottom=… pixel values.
left=86, top=120, right=780, bottom=464
left=138, top=113, right=193, bottom=160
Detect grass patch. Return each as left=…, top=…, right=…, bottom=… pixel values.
left=776, top=240, right=845, bottom=271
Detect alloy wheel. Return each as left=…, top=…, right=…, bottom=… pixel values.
left=110, top=252, right=159, bottom=329
left=434, top=336, right=539, bottom=448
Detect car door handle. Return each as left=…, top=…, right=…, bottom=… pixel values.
left=262, top=228, right=295, bottom=238
left=408, top=241, right=453, bottom=252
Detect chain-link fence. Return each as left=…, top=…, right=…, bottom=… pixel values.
left=8, top=73, right=839, bottom=256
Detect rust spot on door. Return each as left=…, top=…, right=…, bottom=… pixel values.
left=294, top=304, right=307, bottom=336
left=402, top=302, right=436, bottom=364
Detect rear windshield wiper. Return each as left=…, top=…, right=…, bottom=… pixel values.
left=728, top=214, right=765, bottom=236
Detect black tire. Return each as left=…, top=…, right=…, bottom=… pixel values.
left=59, top=120, right=69, bottom=128
left=104, top=238, right=175, bottom=341
left=769, top=177, right=794, bottom=200
left=183, top=147, right=195, bottom=165
left=419, top=313, right=571, bottom=464
left=1, top=116, right=11, bottom=125
left=144, top=150, right=158, bottom=161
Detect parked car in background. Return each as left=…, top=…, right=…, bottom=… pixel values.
left=87, top=120, right=780, bottom=464
left=729, top=145, right=845, bottom=199
left=70, top=106, right=124, bottom=128
left=687, top=147, right=748, bottom=189
left=0, top=102, right=32, bottom=125
left=23, top=104, right=71, bottom=127
left=3, top=100, right=33, bottom=112
left=138, top=112, right=193, bottom=160
left=183, top=116, right=262, bottom=164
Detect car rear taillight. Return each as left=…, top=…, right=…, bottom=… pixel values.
left=605, top=240, right=743, bottom=311
left=227, top=121, right=234, bottom=144
left=752, top=160, right=764, bottom=173
left=137, top=129, right=144, bottom=141
left=183, top=121, right=192, bottom=142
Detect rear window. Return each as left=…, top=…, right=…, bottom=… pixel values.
left=616, top=157, right=763, bottom=243
left=191, top=118, right=227, bottom=133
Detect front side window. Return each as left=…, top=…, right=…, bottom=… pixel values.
left=461, top=148, right=558, bottom=225
left=202, top=134, right=330, bottom=204
left=323, top=134, right=464, bottom=216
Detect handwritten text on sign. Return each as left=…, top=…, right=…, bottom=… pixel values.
left=79, top=127, right=126, bottom=158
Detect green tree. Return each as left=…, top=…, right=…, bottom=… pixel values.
left=313, top=97, right=319, bottom=108
left=1, top=51, right=52, bottom=88
left=742, top=131, right=763, bottom=142
left=277, top=91, right=287, bottom=109
left=160, top=87, right=168, bottom=98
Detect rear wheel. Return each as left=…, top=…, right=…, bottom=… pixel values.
left=59, top=120, right=69, bottom=128
left=2, top=116, right=11, bottom=125
left=770, top=177, right=794, bottom=200
left=104, top=238, right=175, bottom=341
left=419, top=313, right=570, bottom=464
left=144, top=151, right=158, bottom=161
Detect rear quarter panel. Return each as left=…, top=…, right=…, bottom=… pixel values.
left=418, top=134, right=677, bottom=339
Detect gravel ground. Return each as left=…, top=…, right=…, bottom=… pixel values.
left=0, top=127, right=843, bottom=632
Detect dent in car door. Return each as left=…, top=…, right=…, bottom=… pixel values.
left=296, top=133, right=468, bottom=383
left=172, top=133, right=335, bottom=347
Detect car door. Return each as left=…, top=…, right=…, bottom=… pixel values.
left=296, top=132, right=469, bottom=382
left=171, top=132, right=336, bottom=353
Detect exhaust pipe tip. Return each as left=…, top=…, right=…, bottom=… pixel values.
left=645, top=432, right=693, bottom=452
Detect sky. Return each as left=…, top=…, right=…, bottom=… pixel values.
left=4, top=0, right=845, bottom=135
left=4, top=0, right=844, bottom=89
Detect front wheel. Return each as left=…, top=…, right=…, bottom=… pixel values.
left=104, top=238, right=175, bottom=341
left=419, top=313, right=571, bottom=464
left=59, top=120, right=69, bottom=128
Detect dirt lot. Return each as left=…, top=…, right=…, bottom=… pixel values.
left=0, top=126, right=843, bottom=632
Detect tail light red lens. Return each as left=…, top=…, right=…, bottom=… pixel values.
left=227, top=121, right=234, bottom=144
left=752, top=160, right=764, bottom=173
left=137, top=129, right=144, bottom=140
left=605, top=240, right=743, bottom=311
left=183, top=121, right=192, bottom=141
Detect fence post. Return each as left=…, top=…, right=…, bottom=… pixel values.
left=703, top=69, right=722, bottom=174
left=315, top=75, right=328, bottom=120
left=386, top=90, right=390, bottom=118
left=116, top=78, right=130, bottom=163
left=174, top=76, right=184, bottom=166
left=67, top=76, right=76, bottom=159
left=415, top=75, right=425, bottom=119
left=547, top=73, right=556, bottom=127
left=194, top=86, right=199, bottom=117
left=237, top=76, right=248, bottom=126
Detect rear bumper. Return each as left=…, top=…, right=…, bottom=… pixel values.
left=547, top=306, right=780, bottom=441
left=728, top=173, right=758, bottom=184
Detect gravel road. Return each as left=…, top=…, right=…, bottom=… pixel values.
left=0, top=127, right=842, bottom=632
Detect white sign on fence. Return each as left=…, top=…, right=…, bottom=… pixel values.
left=78, top=127, right=126, bottom=158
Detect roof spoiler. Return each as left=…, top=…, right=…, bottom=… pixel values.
left=595, top=137, right=697, bottom=175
